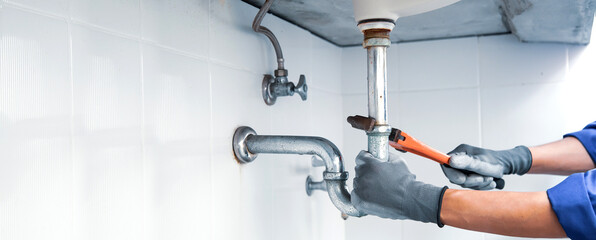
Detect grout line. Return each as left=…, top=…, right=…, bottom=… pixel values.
left=69, top=19, right=141, bottom=41
left=3, top=1, right=68, bottom=21
left=207, top=1, right=215, bottom=239
left=208, top=58, right=264, bottom=76
left=67, top=16, right=76, bottom=240
left=393, top=86, right=480, bottom=94
left=143, top=39, right=210, bottom=62
left=138, top=0, right=147, bottom=238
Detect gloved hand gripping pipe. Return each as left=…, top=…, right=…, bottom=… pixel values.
left=252, top=0, right=308, bottom=105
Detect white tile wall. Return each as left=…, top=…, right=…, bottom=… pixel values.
left=142, top=44, right=211, bottom=240
left=2, top=0, right=595, bottom=239
left=341, top=46, right=367, bottom=95
left=209, top=0, right=272, bottom=74
left=0, top=6, right=71, bottom=240
left=70, top=0, right=141, bottom=37
left=6, top=0, right=68, bottom=17
left=141, top=0, right=209, bottom=57
left=396, top=37, right=479, bottom=92
left=1, top=0, right=346, bottom=240
left=311, top=37, right=342, bottom=94
left=71, top=25, right=144, bottom=240
left=481, top=82, right=566, bottom=148
left=479, top=35, right=567, bottom=87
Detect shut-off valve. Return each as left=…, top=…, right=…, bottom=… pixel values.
left=252, top=0, right=307, bottom=105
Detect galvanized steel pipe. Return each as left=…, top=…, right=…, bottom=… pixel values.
left=362, top=26, right=393, bottom=161
left=232, top=126, right=363, bottom=217
left=367, top=46, right=388, bottom=125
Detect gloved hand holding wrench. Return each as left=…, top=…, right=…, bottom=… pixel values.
left=347, top=115, right=530, bottom=190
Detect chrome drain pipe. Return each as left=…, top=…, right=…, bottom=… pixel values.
left=232, top=126, right=363, bottom=217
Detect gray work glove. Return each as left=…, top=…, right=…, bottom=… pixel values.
left=442, top=144, right=532, bottom=190
left=352, top=151, right=448, bottom=226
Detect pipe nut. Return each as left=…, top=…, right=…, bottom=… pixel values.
left=363, top=38, right=391, bottom=48
left=232, top=126, right=258, bottom=163
left=323, top=171, right=349, bottom=181
left=274, top=69, right=288, bottom=77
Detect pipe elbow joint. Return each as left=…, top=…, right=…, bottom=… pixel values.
left=323, top=172, right=364, bottom=217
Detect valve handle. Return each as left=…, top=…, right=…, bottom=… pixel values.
left=294, top=75, right=308, bottom=101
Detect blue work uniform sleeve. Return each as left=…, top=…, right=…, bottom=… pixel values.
left=546, top=121, right=596, bottom=240
left=564, top=121, right=596, bottom=164
left=547, top=170, right=596, bottom=240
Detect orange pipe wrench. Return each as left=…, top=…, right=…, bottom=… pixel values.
left=388, top=128, right=450, bottom=164
left=347, top=115, right=504, bottom=189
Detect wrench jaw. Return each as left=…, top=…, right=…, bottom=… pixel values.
left=347, top=115, right=376, bottom=133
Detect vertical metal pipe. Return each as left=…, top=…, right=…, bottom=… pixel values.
left=367, top=46, right=388, bottom=125
left=362, top=26, right=393, bottom=161
left=366, top=45, right=390, bottom=161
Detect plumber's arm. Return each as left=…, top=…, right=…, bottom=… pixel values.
left=527, top=137, right=595, bottom=175
left=440, top=190, right=566, bottom=238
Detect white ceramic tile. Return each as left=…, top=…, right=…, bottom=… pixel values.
left=396, top=37, right=479, bottom=91
left=141, top=0, right=209, bottom=57
left=311, top=190, right=345, bottom=240
left=397, top=88, right=480, bottom=186
left=386, top=43, right=400, bottom=93
left=341, top=46, right=367, bottom=94
left=402, top=222, right=484, bottom=240
left=311, top=37, right=342, bottom=93
left=559, top=77, right=596, bottom=134
left=0, top=7, right=72, bottom=239
left=209, top=0, right=272, bottom=74
left=142, top=45, right=211, bottom=240
left=273, top=189, right=313, bottom=240
left=479, top=34, right=567, bottom=87
left=210, top=63, right=273, bottom=240
left=567, top=22, right=596, bottom=84
left=308, top=90, right=344, bottom=146
left=481, top=83, right=576, bottom=192
left=6, top=0, right=68, bottom=17
left=1, top=6, right=70, bottom=122
left=71, top=25, right=143, bottom=240
left=70, top=0, right=140, bottom=37
left=481, top=83, right=566, bottom=149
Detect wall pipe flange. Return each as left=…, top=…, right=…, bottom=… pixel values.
left=262, top=75, right=277, bottom=105
left=232, top=126, right=258, bottom=163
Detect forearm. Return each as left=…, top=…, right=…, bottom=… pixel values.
left=440, top=189, right=566, bottom=238
left=528, top=137, right=595, bottom=175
